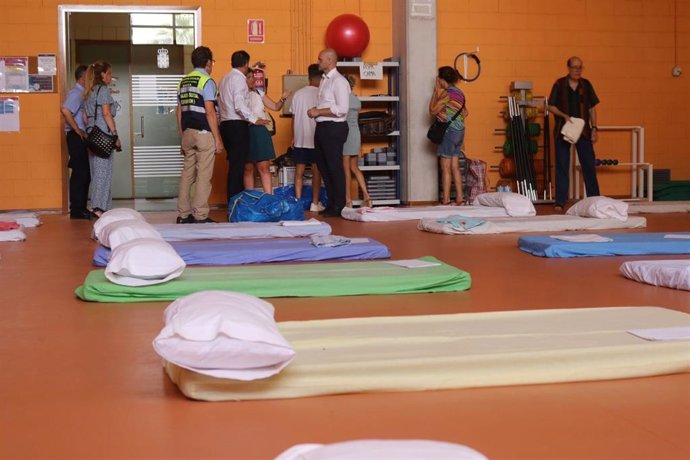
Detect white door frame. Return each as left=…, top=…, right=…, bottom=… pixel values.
left=58, top=5, right=201, bottom=97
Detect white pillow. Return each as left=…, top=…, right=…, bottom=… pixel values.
left=93, top=208, right=146, bottom=241
left=566, top=196, right=628, bottom=221
left=153, top=291, right=295, bottom=380
left=275, top=440, right=488, bottom=460
left=472, top=192, right=536, bottom=216
left=105, top=238, right=185, bottom=286
left=98, top=219, right=163, bottom=249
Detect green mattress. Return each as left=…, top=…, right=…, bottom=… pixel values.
left=75, top=256, right=471, bottom=303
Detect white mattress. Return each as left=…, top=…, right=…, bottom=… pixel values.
left=341, top=205, right=509, bottom=222
left=0, top=212, right=41, bottom=228
left=164, top=306, right=690, bottom=401
left=0, top=228, right=26, bottom=242
left=152, top=220, right=332, bottom=242
left=620, top=260, right=690, bottom=291
left=628, top=201, right=690, bottom=214
left=418, top=214, right=648, bottom=235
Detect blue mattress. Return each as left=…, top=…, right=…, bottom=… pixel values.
left=93, top=237, right=391, bottom=267
left=518, top=232, right=690, bottom=258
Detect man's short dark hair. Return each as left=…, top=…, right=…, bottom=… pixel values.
left=231, top=50, right=250, bottom=69
left=307, top=63, right=322, bottom=80
left=191, top=46, right=213, bottom=68
left=438, top=66, right=460, bottom=84
left=74, top=65, right=88, bottom=81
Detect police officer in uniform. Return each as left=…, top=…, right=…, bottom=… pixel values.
left=176, top=46, right=224, bottom=224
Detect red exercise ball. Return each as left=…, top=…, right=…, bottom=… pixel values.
left=325, top=14, right=370, bottom=59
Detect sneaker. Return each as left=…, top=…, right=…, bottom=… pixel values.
left=309, top=202, right=326, bottom=212
left=194, top=217, right=217, bottom=224
left=176, top=215, right=195, bottom=224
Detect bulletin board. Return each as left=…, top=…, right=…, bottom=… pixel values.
left=0, top=55, right=56, bottom=93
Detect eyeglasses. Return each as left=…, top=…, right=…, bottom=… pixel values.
left=569, top=65, right=583, bottom=70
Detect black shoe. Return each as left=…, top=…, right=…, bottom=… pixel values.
left=194, top=217, right=216, bottom=224
left=176, top=215, right=195, bottom=224
left=70, top=210, right=91, bottom=220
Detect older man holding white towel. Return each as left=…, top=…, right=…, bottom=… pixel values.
left=548, top=56, right=601, bottom=211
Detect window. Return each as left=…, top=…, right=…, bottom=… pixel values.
left=131, top=13, right=194, bottom=45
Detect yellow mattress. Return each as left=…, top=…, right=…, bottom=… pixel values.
left=164, top=306, right=690, bottom=401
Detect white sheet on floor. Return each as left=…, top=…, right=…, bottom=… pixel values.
left=0, top=228, right=26, bottom=242
left=163, top=306, right=690, bottom=401
left=341, top=205, right=509, bottom=222
left=152, top=221, right=332, bottom=242
left=418, top=214, right=647, bottom=235
left=0, top=212, right=41, bottom=228
left=628, top=201, right=690, bottom=214
left=620, top=260, right=690, bottom=291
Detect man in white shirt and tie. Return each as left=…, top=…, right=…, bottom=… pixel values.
left=307, top=48, right=350, bottom=217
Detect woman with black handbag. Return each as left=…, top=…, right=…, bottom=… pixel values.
left=428, top=66, right=468, bottom=206
left=83, top=60, right=120, bottom=218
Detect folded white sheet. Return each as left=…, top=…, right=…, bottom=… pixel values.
left=281, top=218, right=323, bottom=226
left=0, top=212, right=41, bottom=228
left=550, top=234, right=613, bottom=243
left=561, top=117, right=585, bottom=143
left=0, top=228, right=26, bottom=242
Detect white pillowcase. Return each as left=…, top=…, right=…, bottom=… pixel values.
left=275, top=440, right=488, bottom=460
left=98, top=219, right=163, bottom=249
left=473, top=192, right=536, bottom=217
left=566, top=196, right=628, bottom=221
left=153, top=291, right=295, bottom=380
left=105, top=238, right=185, bottom=286
left=93, top=208, right=146, bottom=241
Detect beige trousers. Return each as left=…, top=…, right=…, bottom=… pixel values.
left=177, top=129, right=215, bottom=219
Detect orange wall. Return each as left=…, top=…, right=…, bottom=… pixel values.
left=0, top=0, right=391, bottom=210
left=0, top=0, right=687, bottom=210
left=438, top=0, right=690, bottom=196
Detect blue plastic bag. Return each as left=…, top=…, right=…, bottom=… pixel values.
left=228, top=190, right=305, bottom=223
left=273, top=184, right=329, bottom=211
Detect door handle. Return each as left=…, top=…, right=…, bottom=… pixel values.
left=134, top=116, right=145, bottom=138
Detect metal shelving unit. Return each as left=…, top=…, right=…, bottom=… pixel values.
left=338, top=58, right=401, bottom=206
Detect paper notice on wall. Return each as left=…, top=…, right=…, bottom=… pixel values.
left=359, top=62, right=383, bottom=80
left=0, top=57, right=29, bottom=92
left=37, top=54, right=57, bottom=76
left=0, top=97, right=20, bottom=132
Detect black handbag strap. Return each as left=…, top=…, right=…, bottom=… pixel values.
left=446, top=100, right=466, bottom=123
left=87, top=85, right=108, bottom=132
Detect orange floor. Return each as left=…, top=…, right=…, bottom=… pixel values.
left=1, top=206, right=689, bottom=459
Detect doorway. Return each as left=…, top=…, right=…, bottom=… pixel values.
left=59, top=6, right=200, bottom=200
